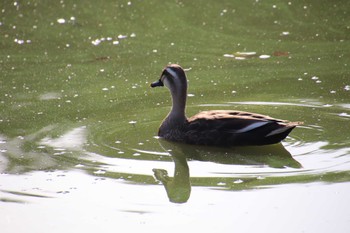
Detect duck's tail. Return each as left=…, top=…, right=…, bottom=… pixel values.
left=266, top=121, right=303, bottom=137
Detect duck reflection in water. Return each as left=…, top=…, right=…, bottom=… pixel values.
left=153, top=139, right=301, bottom=203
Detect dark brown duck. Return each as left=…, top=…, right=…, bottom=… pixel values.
left=151, top=64, right=302, bottom=146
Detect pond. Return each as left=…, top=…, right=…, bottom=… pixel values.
left=1, top=0, right=350, bottom=232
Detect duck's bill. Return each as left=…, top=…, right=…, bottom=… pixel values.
left=150, top=79, right=164, bottom=87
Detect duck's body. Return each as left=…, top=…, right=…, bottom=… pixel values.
left=151, top=64, right=302, bottom=147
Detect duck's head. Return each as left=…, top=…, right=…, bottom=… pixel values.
left=151, top=64, right=187, bottom=91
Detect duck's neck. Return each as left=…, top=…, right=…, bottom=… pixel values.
left=168, top=86, right=187, bottom=123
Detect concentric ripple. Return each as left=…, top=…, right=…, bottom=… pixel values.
left=2, top=100, right=348, bottom=191
left=78, top=100, right=350, bottom=190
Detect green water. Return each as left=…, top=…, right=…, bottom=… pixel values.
left=1, top=1, right=350, bottom=232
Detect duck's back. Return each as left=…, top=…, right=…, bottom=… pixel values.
left=177, top=110, right=300, bottom=146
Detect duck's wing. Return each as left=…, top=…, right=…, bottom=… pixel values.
left=185, top=110, right=301, bottom=146
left=187, top=110, right=288, bottom=132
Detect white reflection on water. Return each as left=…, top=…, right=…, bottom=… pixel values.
left=40, top=126, right=87, bottom=150
left=1, top=171, right=349, bottom=233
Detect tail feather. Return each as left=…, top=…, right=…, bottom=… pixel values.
left=266, top=122, right=302, bottom=138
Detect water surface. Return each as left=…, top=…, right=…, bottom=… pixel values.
left=1, top=1, right=350, bottom=232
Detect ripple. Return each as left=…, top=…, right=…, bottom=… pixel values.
left=146, top=101, right=350, bottom=185
left=3, top=100, right=348, bottom=190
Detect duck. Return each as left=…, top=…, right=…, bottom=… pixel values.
left=151, top=64, right=302, bottom=146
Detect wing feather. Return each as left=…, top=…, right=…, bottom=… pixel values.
left=187, top=110, right=284, bottom=134
left=182, top=110, right=299, bottom=146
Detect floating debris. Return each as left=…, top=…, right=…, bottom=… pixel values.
left=95, top=56, right=111, bottom=61
left=14, top=38, right=24, bottom=44
left=91, top=33, right=134, bottom=46
left=273, top=51, right=289, bottom=56
left=117, top=34, right=128, bottom=39
left=224, top=51, right=276, bottom=60
left=14, top=38, right=31, bottom=45
left=57, top=18, right=66, bottom=24
left=223, top=54, right=235, bottom=58
left=235, top=51, right=257, bottom=58
left=259, top=54, right=271, bottom=59
left=91, top=39, right=101, bottom=46
left=234, top=57, right=246, bottom=60
left=223, top=52, right=257, bottom=60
